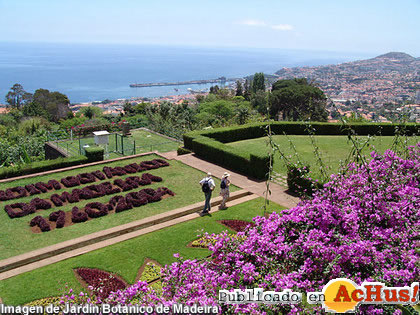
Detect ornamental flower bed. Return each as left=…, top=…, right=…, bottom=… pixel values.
left=219, top=219, right=256, bottom=232
left=85, top=202, right=109, bottom=218
left=139, top=261, right=162, bottom=283
left=49, top=210, right=66, bottom=228
left=30, top=186, right=175, bottom=232
left=29, top=215, right=50, bottom=232
left=191, top=233, right=245, bottom=249
left=3, top=157, right=170, bottom=219
left=7, top=174, right=164, bottom=219
left=0, top=159, right=170, bottom=203
left=5, top=202, right=36, bottom=218
left=76, top=268, right=128, bottom=300
left=71, top=206, right=88, bottom=223
left=61, top=146, right=419, bottom=314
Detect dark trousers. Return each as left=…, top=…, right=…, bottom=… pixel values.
left=203, top=191, right=212, bottom=213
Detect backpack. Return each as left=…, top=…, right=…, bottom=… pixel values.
left=202, top=180, right=210, bottom=193
left=220, top=179, right=227, bottom=189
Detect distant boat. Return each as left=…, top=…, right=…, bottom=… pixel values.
left=174, top=88, right=179, bottom=92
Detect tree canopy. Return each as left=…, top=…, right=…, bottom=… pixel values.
left=79, top=106, right=103, bottom=120
left=5, top=84, right=33, bottom=109
left=29, top=89, right=71, bottom=122
left=269, top=78, right=328, bottom=121
left=251, top=72, right=265, bottom=93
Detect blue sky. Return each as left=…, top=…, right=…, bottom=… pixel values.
left=0, top=0, right=419, bottom=55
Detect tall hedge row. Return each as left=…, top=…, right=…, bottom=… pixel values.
left=186, top=122, right=419, bottom=145
left=189, top=135, right=269, bottom=180
left=183, top=121, right=419, bottom=180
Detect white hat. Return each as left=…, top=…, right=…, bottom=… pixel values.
left=207, top=172, right=212, bottom=176
left=223, top=172, right=230, bottom=177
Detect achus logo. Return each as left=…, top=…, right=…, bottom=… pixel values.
left=307, top=278, right=419, bottom=313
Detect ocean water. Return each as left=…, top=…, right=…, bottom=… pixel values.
left=0, top=42, right=371, bottom=104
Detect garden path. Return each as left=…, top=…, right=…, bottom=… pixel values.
left=160, top=151, right=300, bottom=209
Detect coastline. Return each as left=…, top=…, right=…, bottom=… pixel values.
left=69, top=93, right=203, bottom=114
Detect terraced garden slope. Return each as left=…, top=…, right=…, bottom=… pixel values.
left=0, top=153, right=239, bottom=259
left=0, top=198, right=281, bottom=305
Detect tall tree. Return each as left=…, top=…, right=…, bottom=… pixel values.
left=5, top=84, right=32, bottom=109
left=235, top=80, right=243, bottom=96
left=123, top=102, right=135, bottom=116
left=251, top=73, right=265, bottom=93
left=209, top=85, right=220, bottom=94
left=243, top=79, right=251, bottom=101
left=269, top=78, right=328, bottom=121
left=79, top=106, right=103, bottom=119
left=251, top=90, right=268, bottom=114
left=31, top=89, right=71, bottom=122
left=235, top=105, right=250, bottom=125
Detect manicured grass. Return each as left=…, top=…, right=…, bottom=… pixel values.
left=0, top=154, right=239, bottom=260
left=228, top=135, right=418, bottom=179
left=57, top=129, right=180, bottom=159
left=0, top=198, right=285, bottom=305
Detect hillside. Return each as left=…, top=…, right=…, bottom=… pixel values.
left=275, top=52, right=420, bottom=112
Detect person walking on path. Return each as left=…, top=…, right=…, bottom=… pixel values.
left=199, top=172, right=215, bottom=215
left=219, top=172, right=230, bottom=210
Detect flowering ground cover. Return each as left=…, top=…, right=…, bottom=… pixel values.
left=0, top=153, right=239, bottom=260
left=0, top=198, right=281, bottom=305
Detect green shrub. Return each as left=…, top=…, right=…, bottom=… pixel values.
left=84, top=146, right=104, bottom=162
left=0, top=155, right=88, bottom=179
left=177, top=146, right=192, bottom=155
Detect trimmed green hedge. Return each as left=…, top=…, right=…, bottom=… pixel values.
left=185, top=122, right=419, bottom=147
left=84, top=146, right=104, bottom=162
left=189, top=135, right=269, bottom=179
left=177, top=146, right=192, bottom=156
left=0, top=155, right=88, bottom=180
left=183, top=122, right=419, bottom=180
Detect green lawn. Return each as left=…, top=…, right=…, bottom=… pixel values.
left=57, top=129, right=180, bottom=159
left=0, top=198, right=285, bottom=305
left=0, top=154, right=239, bottom=260
left=228, top=135, right=418, bottom=179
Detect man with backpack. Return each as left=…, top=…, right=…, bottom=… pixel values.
left=199, top=172, right=215, bottom=216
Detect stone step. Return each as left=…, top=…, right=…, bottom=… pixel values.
left=0, top=190, right=252, bottom=278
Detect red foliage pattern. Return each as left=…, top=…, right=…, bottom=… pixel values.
left=76, top=268, right=127, bottom=300
left=0, top=158, right=170, bottom=202
left=219, top=219, right=256, bottom=232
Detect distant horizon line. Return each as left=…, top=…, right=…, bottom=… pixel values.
left=1, top=39, right=412, bottom=58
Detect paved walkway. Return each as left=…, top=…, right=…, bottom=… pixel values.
left=160, top=151, right=300, bottom=209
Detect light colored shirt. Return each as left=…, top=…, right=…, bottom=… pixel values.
left=199, top=177, right=215, bottom=190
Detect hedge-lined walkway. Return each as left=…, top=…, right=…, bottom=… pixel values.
left=161, top=151, right=299, bottom=209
